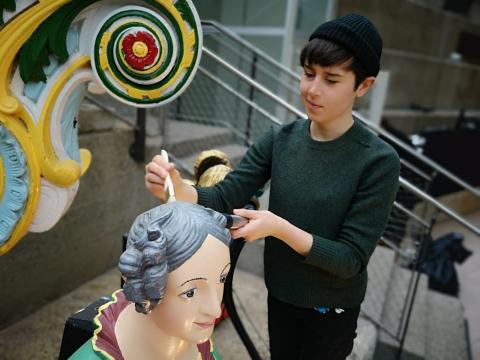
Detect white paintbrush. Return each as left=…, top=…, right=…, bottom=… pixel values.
left=161, top=149, right=176, bottom=202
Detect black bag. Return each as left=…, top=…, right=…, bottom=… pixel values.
left=421, top=232, right=472, bottom=297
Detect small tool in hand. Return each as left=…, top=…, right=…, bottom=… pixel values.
left=161, top=149, right=176, bottom=202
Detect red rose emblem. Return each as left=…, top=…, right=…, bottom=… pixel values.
left=121, top=31, right=159, bottom=71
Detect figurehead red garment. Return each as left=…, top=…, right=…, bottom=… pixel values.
left=92, top=290, right=215, bottom=360
left=93, top=290, right=125, bottom=359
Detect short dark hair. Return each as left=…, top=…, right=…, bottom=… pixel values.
left=299, top=38, right=368, bottom=89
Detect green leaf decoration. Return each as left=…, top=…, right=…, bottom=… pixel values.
left=0, top=0, right=16, bottom=26
left=19, top=0, right=97, bottom=83
left=48, top=0, right=98, bottom=62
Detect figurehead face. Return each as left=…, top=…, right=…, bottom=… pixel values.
left=119, top=201, right=231, bottom=341
left=150, top=233, right=230, bottom=343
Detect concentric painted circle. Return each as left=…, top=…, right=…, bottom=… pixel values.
left=122, top=31, right=159, bottom=70
left=91, top=2, right=202, bottom=107
left=112, top=21, right=175, bottom=84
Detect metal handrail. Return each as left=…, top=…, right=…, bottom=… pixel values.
left=202, top=20, right=300, bottom=81
left=198, top=66, right=282, bottom=126
left=203, top=47, right=304, bottom=118
left=400, top=177, right=479, bottom=235
left=204, top=34, right=300, bottom=95
left=399, top=158, right=433, bottom=183
left=202, top=45, right=480, bottom=236
left=392, top=201, right=430, bottom=228
left=203, top=20, right=480, bottom=198
left=354, top=111, right=480, bottom=197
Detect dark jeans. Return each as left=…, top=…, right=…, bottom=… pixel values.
left=268, top=295, right=360, bottom=360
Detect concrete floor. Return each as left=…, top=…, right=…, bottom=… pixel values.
left=0, top=242, right=376, bottom=360
left=0, top=268, right=120, bottom=359
left=0, top=211, right=477, bottom=360
left=431, top=211, right=480, bottom=360
left=0, top=266, right=269, bottom=360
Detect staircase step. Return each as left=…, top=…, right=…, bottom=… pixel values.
left=402, top=275, right=429, bottom=358
left=213, top=269, right=269, bottom=360
left=425, top=291, right=469, bottom=360
left=362, top=246, right=396, bottom=323
left=177, top=143, right=248, bottom=177
left=375, top=267, right=429, bottom=359
left=163, top=120, right=236, bottom=158
left=348, top=317, right=377, bottom=360
left=359, top=246, right=396, bottom=359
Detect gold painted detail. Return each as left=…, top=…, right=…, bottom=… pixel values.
left=100, top=31, right=112, bottom=70
left=37, top=56, right=91, bottom=187
left=79, top=149, right=92, bottom=176
left=132, top=41, right=148, bottom=57
left=0, top=0, right=69, bottom=115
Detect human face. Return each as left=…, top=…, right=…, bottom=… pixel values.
left=150, top=234, right=230, bottom=344
left=300, top=62, right=373, bottom=130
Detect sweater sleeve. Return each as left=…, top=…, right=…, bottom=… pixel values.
left=196, top=126, right=275, bottom=213
left=303, top=149, right=400, bottom=279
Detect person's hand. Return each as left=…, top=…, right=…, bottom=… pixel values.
left=230, top=208, right=285, bottom=241
left=145, top=154, right=183, bottom=202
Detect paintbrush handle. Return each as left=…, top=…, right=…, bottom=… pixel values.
left=160, top=150, right=175, bottom=201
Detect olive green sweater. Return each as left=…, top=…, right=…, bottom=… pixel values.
left=197, top=118, right=400, bottom=308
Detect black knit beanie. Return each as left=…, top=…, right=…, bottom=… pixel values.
left=309, top=13, right=383, bottom=77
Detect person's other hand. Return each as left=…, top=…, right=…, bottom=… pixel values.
left=230, top=208, right=284, bottom=241
left=145, top=154, right=182, bottom=201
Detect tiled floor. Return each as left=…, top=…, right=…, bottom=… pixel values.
left=432, top=211, right=480, bottom=360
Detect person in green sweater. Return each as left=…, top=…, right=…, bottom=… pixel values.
left=145, top=13, right=400, bottom=360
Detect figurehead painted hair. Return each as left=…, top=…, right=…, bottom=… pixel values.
left=119, top=201, right=231, bottom=314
